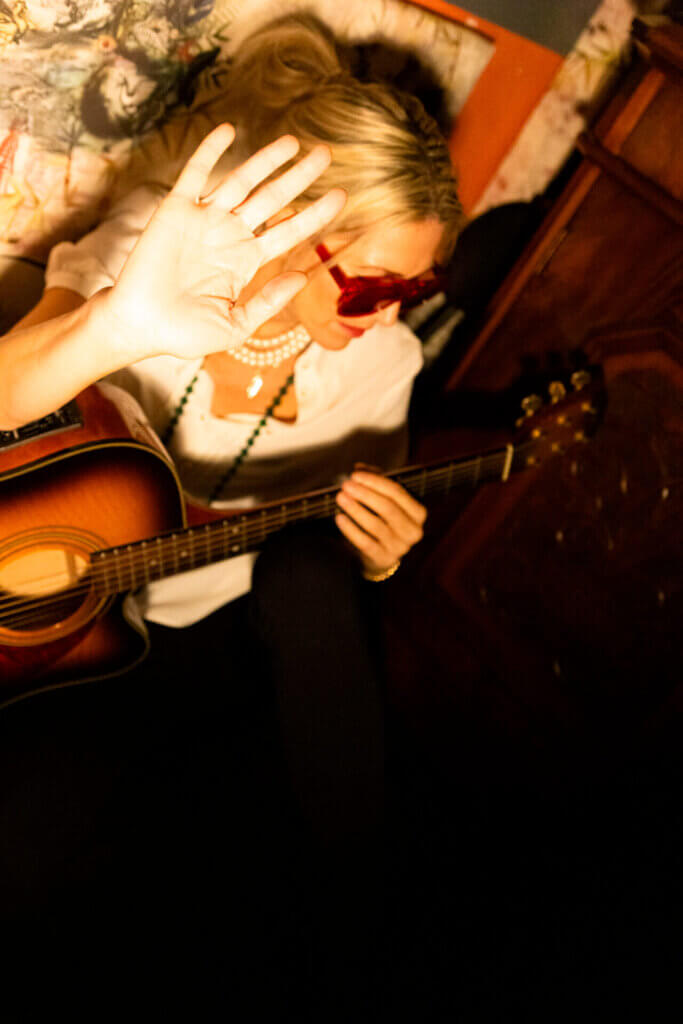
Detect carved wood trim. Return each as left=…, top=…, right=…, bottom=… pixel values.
left=577, top=131, right=683, bottom=226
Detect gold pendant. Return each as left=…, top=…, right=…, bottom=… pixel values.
left=246, top=374, right=263, bottom=399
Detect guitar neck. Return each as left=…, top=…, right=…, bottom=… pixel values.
left=90, top=442, right=527, bottom=597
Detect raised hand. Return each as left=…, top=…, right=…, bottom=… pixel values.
left=103, top=124, right=346, bottom=364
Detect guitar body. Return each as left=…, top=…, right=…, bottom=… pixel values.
left=0, top=384, right=185, bottom=707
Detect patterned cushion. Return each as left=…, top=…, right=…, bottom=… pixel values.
left=0, top=0, right=490, bottom=265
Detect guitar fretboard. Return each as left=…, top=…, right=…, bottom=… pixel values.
left=89, top=444, right=525, bottom=597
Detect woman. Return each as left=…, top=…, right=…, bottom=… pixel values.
left=1, top=13, right=462, bottom=1004
left=9, top=14, right=461, bottom=590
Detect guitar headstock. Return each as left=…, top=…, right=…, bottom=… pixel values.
left=513, top=365, right=606, bottom=469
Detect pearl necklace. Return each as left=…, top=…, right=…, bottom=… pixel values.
left=229, top=324, right=311, bottom=398
left=161, top=325, right=311, bottom=500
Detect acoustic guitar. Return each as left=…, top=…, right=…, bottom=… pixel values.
left=0, top=370, right=603, bottom=707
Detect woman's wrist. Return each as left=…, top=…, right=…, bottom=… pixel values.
left=0, top=292, right=126, bottom=429
left=0, top=286, right=156, bottom=430
left=89, top=287, right=157, bottom=367
left=362, top=558, right=401, bottom=583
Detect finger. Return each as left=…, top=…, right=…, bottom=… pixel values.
left=349, top=471, right=428, bottom=525
left=232, top=144, right=332, bottom=231
left=256, top=188, right=346, bottom=262
left=335, top=512, right=388, bottom=565
left=172, top=123, right=237, bottom=202
left=203, top=134, right=301, bottom=211
left=341, top=479, right=424, bottom=546
left=335, top=491, right=399, bottom=551
left=224, top=272, right=309, bottom=344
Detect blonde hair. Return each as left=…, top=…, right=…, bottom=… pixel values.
left=217, top=13, right=464, bottom=263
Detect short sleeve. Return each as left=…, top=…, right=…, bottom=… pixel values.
left=44, top=184, right=166, bottom=300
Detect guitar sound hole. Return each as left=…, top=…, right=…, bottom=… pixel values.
left=0, top=543, right=94, bottom=637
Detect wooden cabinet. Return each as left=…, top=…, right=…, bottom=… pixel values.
left=387, top=18, right=683, bottom=789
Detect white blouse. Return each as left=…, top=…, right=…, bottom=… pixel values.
left=45, top=184, right=423, bottom=627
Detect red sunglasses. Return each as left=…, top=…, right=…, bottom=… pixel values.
left=315, top=243, right=446, bottom=318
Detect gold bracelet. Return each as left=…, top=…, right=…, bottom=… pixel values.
left=362, top=558, right=401, bottom=583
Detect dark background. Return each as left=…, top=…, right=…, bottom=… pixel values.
left=442, top=0, right=605, bottom=54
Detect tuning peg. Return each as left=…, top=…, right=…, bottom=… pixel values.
left=570, top=370, right=591, bottom=390
left=548, top=381, right=566, bottom=404
left=521, top=394, right=542, bottom=417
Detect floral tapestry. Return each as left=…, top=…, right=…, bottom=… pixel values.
left=0, top=0, right=492, bottom=266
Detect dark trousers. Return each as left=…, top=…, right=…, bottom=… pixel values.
left=0, top=523, right=385, bottom=1012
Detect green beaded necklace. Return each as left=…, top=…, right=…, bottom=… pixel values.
left=161, top=370, right=294, bottom=504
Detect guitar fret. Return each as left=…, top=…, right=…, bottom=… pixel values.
left=220, top=520, right=230, bottom=562
left=155, top=536, right=165, bottom=580
left=178, top=538, right=191, bottom=571
left=226, top=517, right=243, bottom=557
left=112, top=549, right=124, bottom=594
left=117, top=547, right=133, bottom=593
left=124, top=544, right=137, bottom=591
left=138, top=540, right=150, bottom=584
left=93, top=550, right=114, bottom=596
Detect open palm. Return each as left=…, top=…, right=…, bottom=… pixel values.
left=105, top=125, right=345, bottom=363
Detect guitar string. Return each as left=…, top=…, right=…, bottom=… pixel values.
left=0, top=455, right=499, bottom=607
left=0, top=452, right=513, bottom=627
left=0, top=477, right=476, bottom=629
left=0, top=479, right=438, bottom=630
left=0, top=452, right=511, bottom=627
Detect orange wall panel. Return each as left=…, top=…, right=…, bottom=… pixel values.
left=407, top=0, right=564, bottom=212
